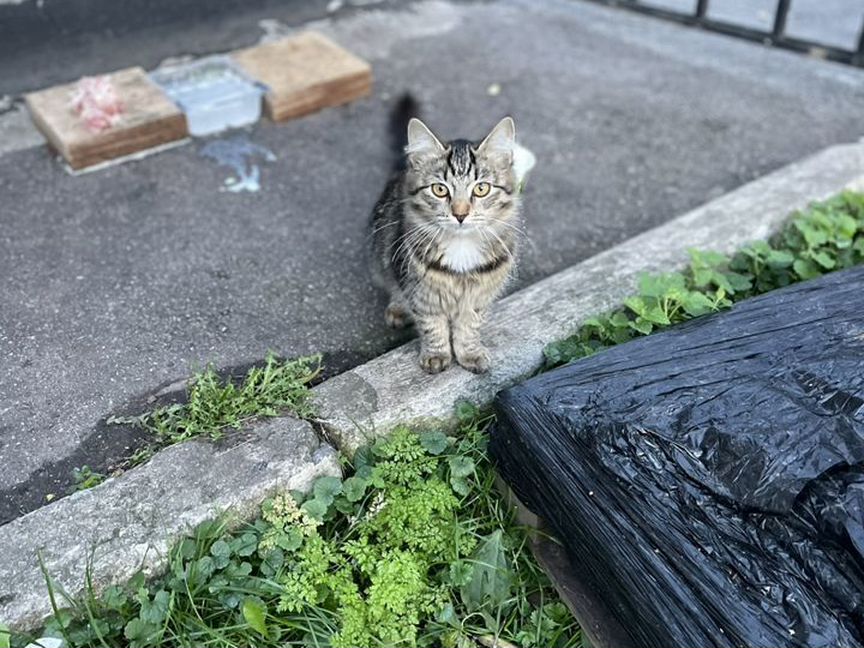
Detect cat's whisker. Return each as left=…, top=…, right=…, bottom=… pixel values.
left=368, top=220, right=401, bottom=236
left=394, top=230, right=425, bottom=269
left=483, top=216, right=528, bottom=238
left=392, top=225, right=438, bottom=275
left=487, top=218, right=537, bottom=253
left=418, top=228, right=442, bottom=265
left=390, top=222, right=432, bottom=253
left=400, top=227, right=439, bottom=275
left=484, top=227, right=515, bottom=261
left=391, top=223, right=436, bottom=260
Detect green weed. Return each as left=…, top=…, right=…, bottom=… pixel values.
left=545, top=191, right=864, bottom=367
left=69, top=466, right=106, bottom=493
left=110, top=353, right=321, bottom=446
left=25, top=406, right=580, bottom=648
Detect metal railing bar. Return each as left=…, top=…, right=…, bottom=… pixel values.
left=856, top=17, right=864, bottom=65
left=772, top=0, right=792, bottom=39
left=578, top=0, right=863, bottom=68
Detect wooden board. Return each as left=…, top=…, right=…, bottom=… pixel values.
left=494, top=478, right=633, bottom=648
left=233, top=32, right=372, bottom=122
left=25, top=67, right=188, bottom=170
left=532, top=538, right=638, bottom=648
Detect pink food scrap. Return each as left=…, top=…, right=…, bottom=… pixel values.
left=69, top=76, right=125, bottom=133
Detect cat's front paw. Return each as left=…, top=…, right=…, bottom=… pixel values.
left=419, top=351, right=452, bottom=374
left=385, top=304, right=410, bottom=329
left=456, top=348, right=490, bottom=374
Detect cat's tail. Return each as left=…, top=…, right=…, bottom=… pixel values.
left=389, top=93, right=420, bottom=168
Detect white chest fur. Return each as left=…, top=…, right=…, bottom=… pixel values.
left=440, top=236, right=486, bottom=273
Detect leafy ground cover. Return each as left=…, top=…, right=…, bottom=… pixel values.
left=8, top=191, right=863, bottom=648
left=14, top=407, right=579, bottom=648
left=545, top=191, right=864, bottom=366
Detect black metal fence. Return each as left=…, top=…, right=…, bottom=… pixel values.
left=581, top=0, right=864, bottom=67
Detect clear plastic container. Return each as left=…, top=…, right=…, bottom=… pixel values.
left=150, top=56, right=264, bottom=136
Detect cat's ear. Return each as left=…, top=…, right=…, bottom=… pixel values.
left=406, top=118, right=445, bottom=155
left=477, top=116, right=515, bottom=157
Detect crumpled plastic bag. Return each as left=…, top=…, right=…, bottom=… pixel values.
left=491, top=265, right=864, bottom=648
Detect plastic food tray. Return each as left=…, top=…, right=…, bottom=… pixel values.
left=150, top=56, right=265, bottom=136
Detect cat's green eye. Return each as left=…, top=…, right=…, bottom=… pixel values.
left=430, top=183, right=449, bottom=198
left=473, top=182, right=491, bottom=198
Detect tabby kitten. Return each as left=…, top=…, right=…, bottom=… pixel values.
left=371, top=100, right=521, bottom=374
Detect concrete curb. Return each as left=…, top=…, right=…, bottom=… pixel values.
left=314, top=140, right=864, bottom=452
left=0, top=417, right=340, bottom=631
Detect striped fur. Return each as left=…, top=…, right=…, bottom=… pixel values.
left=370, top=107, right=522, bottom=373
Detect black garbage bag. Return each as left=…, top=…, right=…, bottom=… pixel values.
left=491, top=265, right=864, bottom=648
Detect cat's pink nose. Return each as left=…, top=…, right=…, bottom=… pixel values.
left=452, top=200, right=470, bottom=223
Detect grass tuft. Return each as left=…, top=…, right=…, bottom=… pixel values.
left=110, top=353, right=321, bottom=447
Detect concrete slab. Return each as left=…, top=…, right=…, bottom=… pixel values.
left=314, top=141, right=864, bottom=450
left=2, top=0, right=864, bottom=524
left=0, top=416, right=340, bottom=631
